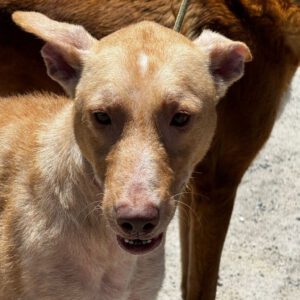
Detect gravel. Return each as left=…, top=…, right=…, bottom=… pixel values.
left=158, top=68, right=300, bottom=300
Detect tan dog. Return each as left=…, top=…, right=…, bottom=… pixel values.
left=0, top=1, right=300, bottom=299
left=0, top=11, right=251, bottom=300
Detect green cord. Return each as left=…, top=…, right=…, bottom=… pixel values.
left=173, top=0, right=191, bottom=32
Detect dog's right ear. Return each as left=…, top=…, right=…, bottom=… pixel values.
left=194, top=30, right=252, bottom=100
left=12, top=11, right=97, bottom=97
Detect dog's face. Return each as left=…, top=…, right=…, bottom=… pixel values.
left=13, top=12, right=251, bottom=255
left=75, top=26, right=220, bottom=253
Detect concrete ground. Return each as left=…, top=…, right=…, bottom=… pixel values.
left=158, top=68, right=300, bottom=300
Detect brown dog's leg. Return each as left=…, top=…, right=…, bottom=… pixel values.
left=182, top=181, right=236, bottom=300
left=179, top=192, right=193, bottom=298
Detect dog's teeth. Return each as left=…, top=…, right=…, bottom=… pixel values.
left=123, top=238, right=152, bottom=246
left=124, top=239, right=134, bottom=245
left=143, top=239, right=152, bottom=244
left=123, top=239, right=134, bottom=245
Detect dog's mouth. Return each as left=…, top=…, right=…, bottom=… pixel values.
left=117, top=233, right=163, bottom=255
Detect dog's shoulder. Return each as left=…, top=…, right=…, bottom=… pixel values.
left=0, top=92, right=70, bottom=122
left=204, top=0, right=300, bottom=61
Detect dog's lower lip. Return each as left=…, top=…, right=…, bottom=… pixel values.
left=117, top=233, right=163, bottom=255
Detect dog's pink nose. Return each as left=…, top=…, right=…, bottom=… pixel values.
left=116, top=204, right=159, bottom=235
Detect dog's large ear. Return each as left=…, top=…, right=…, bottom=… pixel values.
left=194, top=30, right=252, bottom=100
left=12, top=11, right=97, bottom=97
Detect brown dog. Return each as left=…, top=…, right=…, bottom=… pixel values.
left=0, top=1, right=300, bottom=299
left=0, top=11, right=250, bottom=300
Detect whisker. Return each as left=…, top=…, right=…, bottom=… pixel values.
left=176, top=207, right=190, bottom=228
left=82, top=204, right=105, bottom=223
left=77, top=201, right=101, bottom=218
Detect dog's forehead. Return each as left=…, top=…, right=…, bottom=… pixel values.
left=78, top=22, right=212, bottom=108
left=92, top=21, right=202, bottom=69
left=99, top=21, right=192, bottom=48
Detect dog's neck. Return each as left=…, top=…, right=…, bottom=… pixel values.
left=35, top=101, right=104, bottom=230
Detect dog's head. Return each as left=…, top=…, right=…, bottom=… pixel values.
left=13, top=12, right=251, bottom=255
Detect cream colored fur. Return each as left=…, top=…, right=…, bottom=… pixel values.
left=0, top=12, right=251, bottom=299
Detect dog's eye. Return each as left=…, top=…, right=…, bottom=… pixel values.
left=170, top=112, right=190, bottom=127
left=94, top=112, right=111, bottom=125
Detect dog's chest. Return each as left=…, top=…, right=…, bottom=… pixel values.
left=59, top=239, right=139, bottom=300
left=96, top=249, right=138, bottom=300
left=23, top=236, right=164, bottom=300
left=74, top=241, right=164, bottom=300
left=84, top=243, right=165, bottom=300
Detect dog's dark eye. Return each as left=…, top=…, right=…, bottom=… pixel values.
left=94, top=112, right=111, bottom=125
left=170, top=112, right=190, bottom=127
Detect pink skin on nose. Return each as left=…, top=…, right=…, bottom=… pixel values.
left=115, top=181, right=160, bottom=235
left=114, top=181, right=163, bottom=255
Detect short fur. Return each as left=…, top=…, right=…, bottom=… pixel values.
left=0, top=12, right=250, bottom=300
left=0, top=1, right=300, bottom=299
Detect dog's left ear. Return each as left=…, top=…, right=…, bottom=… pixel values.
left=12, top=11, right=97, bottom=97
left=194, top=30, right=252, bottom=100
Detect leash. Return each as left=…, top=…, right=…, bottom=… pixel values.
left=173, top=0, right=191, bottom=32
